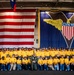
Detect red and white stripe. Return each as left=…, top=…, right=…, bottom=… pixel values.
left=0, top=9, right=36, bottom=48
left=62, top=26, right=74, bottom=40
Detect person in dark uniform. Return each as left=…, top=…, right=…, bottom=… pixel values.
left=30, top=54, right=38, bottom=70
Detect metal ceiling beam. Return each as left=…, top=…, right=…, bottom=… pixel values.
left=0, top=0, right=74, bottom=2
left=0, top=1, right=74, bottom=11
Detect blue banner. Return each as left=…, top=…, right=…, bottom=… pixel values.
left=40, top=11, right=67, bottom=48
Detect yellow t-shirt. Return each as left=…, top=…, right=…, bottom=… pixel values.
left=51, top=51, right=55, bottom=57
left=10, top=57, right=16, bottom=63
left=53, top=58, right=60, bottom=64
left=43, top=60, right=47, bottom=64
left=47, top=59, right=53, bottom=65
left=9, top=51, right=13, bottom=57
left=25, top=51, right=28, bottom=56
left=38, top=59, right=43, bottom=65
left=49, top=50, right=52, bottom=56
left=5, top=51, right=9, bottom=56
left=36, top=51, right=41, bottom=57
left=60, top=58, right=65, bottom=64
left=27, top=59, right=31, bottom=64
left=64, top=50, right=67, bottom=56
left=60, top=51, right=65, bottom=56
left=17, top=50, right=22, bottom=56
left=5, top=57, right=10, bottom=63
left=41, top=51, right=45, bottom=57
left=0, top=59, right=6, bottom=64
left=45, top=51, right=49, bottom=56
left=13, top=51, right=18, bottom=56
left=64, top=58, right=70, bottom=65
left=66, top=51, right=71, bottom=56
left=71, top=51, right=74, bottom=55
left=17, top=59, right=21, bottom=64
left=30, top=50, right=33, bottom=56
left=70, top=58, right=74, bottom=64
left=22, top=51, right=27, bottom=57
left=1, top=53, right=6, bottom=58
left=22, top=59, right=28, bottom=64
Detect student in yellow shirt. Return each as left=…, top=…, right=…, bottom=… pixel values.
left=64, top=56, right=70, bottom=71
left=51, top=49, right=55, bottom=57
left=1, top=57, right=6, bottom=71
left=53, top=56, right=60, bottom=71
left=5, top=55, right=11, bottom=71
left=1, top=51, right=6, bottom=59
left=21, top=49, right=27, bottom=58
left=22, top=57, right=28, bottom=70
left=43, top=57, right=48, bottom=70
left=47, top=57, right=54, bottom=70
left=45, top=50, right=49, bottom=57
left=37, top=57, right=43, bottom=70
left=41, top=50, right=45, bottom=58
left=10, top=55, right=16, bottom=71
left=70, top=56, right=74, bottom=71
left=16, top=57, right=22, bottom=71
left=9, top=50, right=13, bottom=57
left=67, top=50, right=71, bottom=56
left=17, top=48, right=22, bottom=57
left=60, top=56, right=65, bottom=71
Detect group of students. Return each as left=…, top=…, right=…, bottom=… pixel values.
left=0, top=48, right=74, bottom=71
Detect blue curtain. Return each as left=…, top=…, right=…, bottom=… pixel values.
left=40, top=11, right=67, bottom=48
left=71, top=39, right=74, bottom=48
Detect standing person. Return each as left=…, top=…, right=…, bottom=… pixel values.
left=5, top=55, right=11, bottom=71
left=60, top=56, right=65, bottom=71
left=47, top=57, right=54, bottom=70
left=43, top=57, right=48, bottom=70
left=64, top=56, right=70, bottom=71
left=1, top=57, right=6, bottom=71
left=53, top=56, right=60, bottom=71
left=70, top=56, right=74, bottom=71
left=22, top=57, right=28, bottom=70
left=30, top=54, right=38, bottom=70
left=10, top=55, right=16, bottom=71
left=37, top=57, right=43, bottom=70
left=16, top=57, right=22, bottom=71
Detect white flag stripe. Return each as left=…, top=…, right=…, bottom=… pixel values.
left=67, top=27, right=69, bottom=40
left=0, top=25, right=34, bottom=29
left=0, top=12, right=36, bottom=16
left=72, top=27, right=74, bottom=36
left=0, top=45, right=34, bottom=48
left=0, top=19, right=35, bottom=22
left=0, top=38, right=34, bottom=42
left=0, top=32, right=34, bottom=35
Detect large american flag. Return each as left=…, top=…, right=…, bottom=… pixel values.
left=0, top=9, right=36, bottom=48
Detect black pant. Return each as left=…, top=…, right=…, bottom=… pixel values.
left=0, top=64, right=1, bottom=71
left=22, top=64, right=28, bottom=70
left=70, top=64, right=74, bottom=71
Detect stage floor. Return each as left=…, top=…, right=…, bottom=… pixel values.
left=0, top=71, right=74, bottom=75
